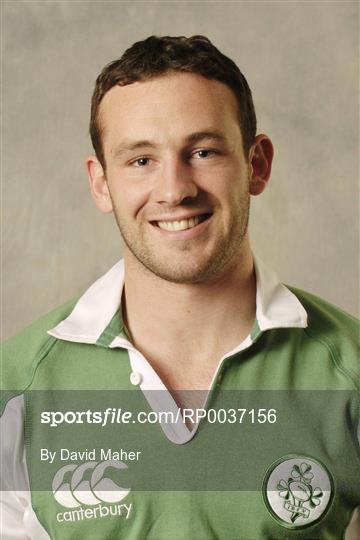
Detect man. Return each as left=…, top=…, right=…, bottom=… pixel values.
left=1, top=35, right=359, bottom=539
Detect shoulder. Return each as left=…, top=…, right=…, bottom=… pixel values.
left=1, top=298, right=78, bottom=412
left=289, top=286, right=358, bottom=338
left=288, top=286, right=359, bottom=388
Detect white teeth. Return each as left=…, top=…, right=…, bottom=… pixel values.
left=157, top=216, right=201, bottom=231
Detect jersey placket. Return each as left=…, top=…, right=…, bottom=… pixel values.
left=109, top=328, right=259, bottom=445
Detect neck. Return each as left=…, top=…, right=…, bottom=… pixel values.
left=122, top=240, right=256, bottom=366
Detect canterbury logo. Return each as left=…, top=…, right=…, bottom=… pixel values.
left=52, top=460, right=130, bottom=508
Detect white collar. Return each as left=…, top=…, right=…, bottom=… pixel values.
left=48, top=255, right=307, bottom=344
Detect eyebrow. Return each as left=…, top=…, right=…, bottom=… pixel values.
left=112, top=140, right=157, bottom=159
left=185, top=130, right=227, bottom=144
left=112, top=130, right=227, bottom=159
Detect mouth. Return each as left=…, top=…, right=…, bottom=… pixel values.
left=151, top=213, right=212, bottom=232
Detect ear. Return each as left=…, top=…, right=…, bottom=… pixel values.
left=248, top=134, right=274, bottom=196
left=85, top=155, right=113, bottom=213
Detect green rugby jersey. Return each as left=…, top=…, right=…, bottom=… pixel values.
left=1, top=257, right=359, bottom=539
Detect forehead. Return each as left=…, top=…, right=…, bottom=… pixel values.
left=98, top=72, right=241, bottom=147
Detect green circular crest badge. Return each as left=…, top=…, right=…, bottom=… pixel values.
left=263, top=455, right=334, bottom=529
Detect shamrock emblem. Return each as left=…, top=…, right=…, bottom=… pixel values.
left=277, top=462, right=323, bottom=522
left=291, top=463, right=314, bottom=483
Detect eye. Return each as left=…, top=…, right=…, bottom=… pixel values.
left=192, top=149, right=217, bottom=159
left=131, top=157, right=151, bottom=167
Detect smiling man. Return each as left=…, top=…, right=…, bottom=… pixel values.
left=1, top=35, right=359, bottom=539
left=86, top=68, right=273, bottom=394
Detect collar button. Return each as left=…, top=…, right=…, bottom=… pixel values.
left=130, top=371, right=142, bottom=386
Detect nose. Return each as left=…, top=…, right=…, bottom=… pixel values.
left=153, top=156, right=199, bottom=205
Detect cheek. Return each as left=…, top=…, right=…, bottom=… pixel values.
left=211, top=178, right=246, bottom=206
left=203, top=159, right=248, bottom=197
left=110, top=180, right=152, bottom=219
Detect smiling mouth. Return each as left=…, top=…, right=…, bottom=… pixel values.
left=153, top=214, right=212, bottom=232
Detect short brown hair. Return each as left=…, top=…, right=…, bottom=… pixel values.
left=90, top=35, right=257, bottom=169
